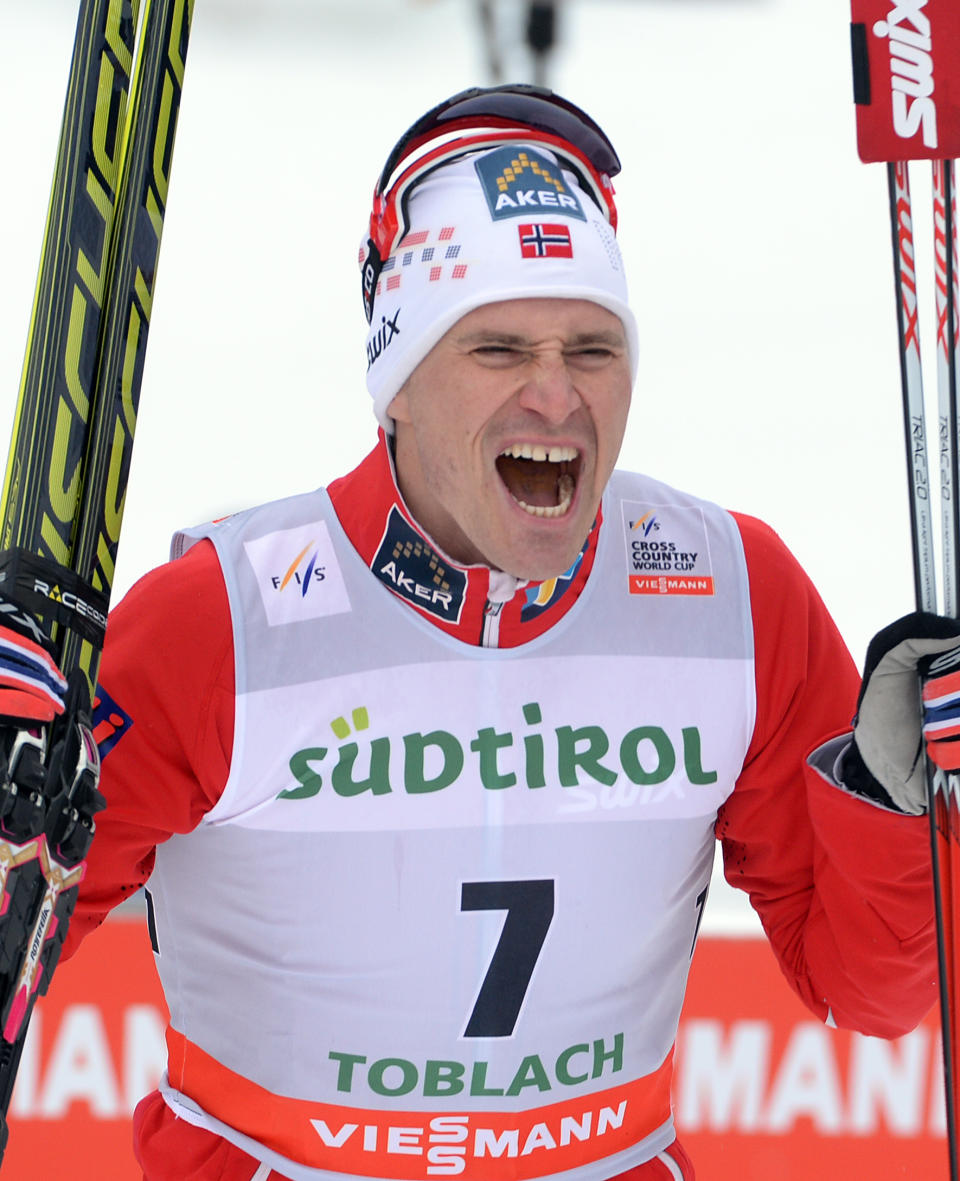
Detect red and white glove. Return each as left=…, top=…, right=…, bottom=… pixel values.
left=0, top=597, right=101, bottom=862
left=920, top=643, right=960, bottom=770
left=0, top=599, right=66, bottom=723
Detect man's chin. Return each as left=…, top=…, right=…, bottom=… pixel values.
left=489, top=526, right=590, bottom=584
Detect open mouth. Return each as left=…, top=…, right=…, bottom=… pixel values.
left=495, top=444, right=580, bottom=518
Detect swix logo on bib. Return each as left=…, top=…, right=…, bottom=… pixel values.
left=851, top=0, right=960, bottom=161
left=475, top=147, right=586, bottom=222
left=622, top=503, right=715, bottom=596
left=372, top=507, right=466, bottom=624
left=244, top=521, right=351, bottom=626
left=233, top=654, right=744, bottom=831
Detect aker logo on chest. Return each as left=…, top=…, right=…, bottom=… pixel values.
left=475, top=146, right=586, bottom=222
left=372, top=507, right=466, bottom=623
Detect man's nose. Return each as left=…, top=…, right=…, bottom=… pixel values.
left=516, top=357, right=582, bottom=423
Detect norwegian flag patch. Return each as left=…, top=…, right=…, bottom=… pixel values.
left=518, top=223, right=573, bottom=259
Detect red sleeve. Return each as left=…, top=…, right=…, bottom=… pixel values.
left=718, top=513, right=937, bottom=1039
left=62, top=539, right=235, bottom=957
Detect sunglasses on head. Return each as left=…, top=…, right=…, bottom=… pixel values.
left=361, top=84, right=622, bottom=323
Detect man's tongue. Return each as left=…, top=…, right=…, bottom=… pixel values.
left=496, top=456, right=575, bottom=510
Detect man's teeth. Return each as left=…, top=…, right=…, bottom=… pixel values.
left=497, top=444, right=578, bottom=517
left=516, top=474, right=576, bottom=518
left=499, top=443, right=579, bottom=463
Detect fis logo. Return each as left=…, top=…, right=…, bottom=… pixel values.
left=622, top=502, right=715, bottom=597
left=475, top=147, right=586, bottom=222
left=630, top=512, right=660, bottom=538
left=245, top=520, right=351, bottom=626
left=873, top=0, right=938, bottom=148
left=271, top=543, right=326, bottom=598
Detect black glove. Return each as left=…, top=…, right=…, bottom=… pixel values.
left=845, top=612, right=960, bottom=815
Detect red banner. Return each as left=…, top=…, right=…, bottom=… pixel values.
left=851, top=0, right=960, bottom=161
left=5, top=918, right=166, bottom=1180
left=2, top=921, right=949, bottom=1180
left=678, top=938, right=948, bottom=1179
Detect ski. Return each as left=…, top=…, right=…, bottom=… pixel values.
left=0, top=0, right=194, bottom=1159
left=851, top=3, right=960, bottom=1177
left=0, top=0, right=140, bottom=666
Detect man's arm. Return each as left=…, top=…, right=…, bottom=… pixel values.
left=718, top=513, right=937, bottom=1039
left=62, top=540, right=235, bottom=956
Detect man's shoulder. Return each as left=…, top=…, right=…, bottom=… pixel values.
left=726, top=509, right=821, bottom=601
left=607, top=467, right=732, bottom=518
left=171, top=485, right=331, bottom=561
left=609, top=469, right=783, bottom=542
left=606, top=469, right=799, bottom=583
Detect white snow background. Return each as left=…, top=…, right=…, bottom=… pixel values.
left=0, top=0, right=943, bottom=929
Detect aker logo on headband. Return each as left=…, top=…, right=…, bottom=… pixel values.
left=475, top=147, right=586, bottom=222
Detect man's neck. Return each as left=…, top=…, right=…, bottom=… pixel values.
left=327, top=432, right=601, bottom=648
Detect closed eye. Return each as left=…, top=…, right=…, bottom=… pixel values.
left=564, top=346, right=621, bottom=369
left=470, top=344, right=528, bottom=366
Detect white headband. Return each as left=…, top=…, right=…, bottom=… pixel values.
left=362, top=144, right=638, bottom=432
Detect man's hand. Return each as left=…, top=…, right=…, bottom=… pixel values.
left=0, top=600, right=101, bottom=1065
left=921, top=641, right=960, bottom=770
left=846, top=612, right=960, bottom=814
left=0, top=595, right=101, bottom=860
left=0, top=595, right=67, bottom=723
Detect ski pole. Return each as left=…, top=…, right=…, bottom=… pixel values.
left=850, top=5, right=960, bottom=1176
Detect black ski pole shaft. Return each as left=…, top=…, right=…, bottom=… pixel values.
left=935, top=161, right=960, bottom=616
left=939, top=154, right=960, bottom=1179
left=887, top=157, right=959, bottom=1181
left=887, top=161, right=937, bottom=611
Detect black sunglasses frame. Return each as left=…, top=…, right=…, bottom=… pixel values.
left=361, top=84, right=622, bottom=324
left=374, top=84, right=621, bottom=196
